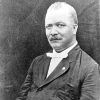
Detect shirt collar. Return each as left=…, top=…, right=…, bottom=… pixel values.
left=47, top=41, right=78, bottom=58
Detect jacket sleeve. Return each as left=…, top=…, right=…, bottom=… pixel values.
left=16, top=60, right=34, bottom=100
left=80, top=64, right=100, bottom=100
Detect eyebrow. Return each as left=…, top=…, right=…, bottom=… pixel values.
left=55, top=22, right=65, bottom=24
left=46, top=21, right=65, bottom=25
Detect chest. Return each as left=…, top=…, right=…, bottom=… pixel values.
left=32, top=60, right=81, bottom=90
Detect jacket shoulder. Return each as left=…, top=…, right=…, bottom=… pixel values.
left=28, top=53, right=47, bottom=71
left=79, top=49, right=99, bottom=76
left=32, top=53, right=47, bottom=63
left=81, top=49, right=98, bottom=66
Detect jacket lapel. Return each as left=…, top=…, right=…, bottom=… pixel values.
left=38, top=45, right=81, bottom=88
left=39, top=56, right=51, bottom=82
left=40, top=58, right=70, bottom=87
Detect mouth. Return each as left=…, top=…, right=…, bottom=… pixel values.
left=49, top=37, right=61, bottom=42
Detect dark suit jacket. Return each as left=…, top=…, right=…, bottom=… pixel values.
left=16, top=45, right=100, bottom=100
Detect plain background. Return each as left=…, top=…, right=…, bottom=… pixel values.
left=0, top=0, right=100, bottom=100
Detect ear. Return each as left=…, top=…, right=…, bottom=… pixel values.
left=73, top=24, right=78, bottom=34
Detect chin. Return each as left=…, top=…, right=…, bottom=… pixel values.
left=52, top=46, right=61, bottom=51
left=50, top=42, right=62, bottom=49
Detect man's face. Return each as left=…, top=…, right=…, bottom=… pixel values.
left=45, top=9, right=77, bottom=52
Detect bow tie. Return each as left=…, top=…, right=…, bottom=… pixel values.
left=46, top=52, right=68, bottom=58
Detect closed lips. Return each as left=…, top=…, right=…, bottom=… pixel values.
left=50, top=37, right=61, bottom=41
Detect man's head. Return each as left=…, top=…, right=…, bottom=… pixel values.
left=45, top=2, right=78, bottom=52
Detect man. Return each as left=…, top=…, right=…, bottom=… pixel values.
left=16, top=2, right=100, bottom=100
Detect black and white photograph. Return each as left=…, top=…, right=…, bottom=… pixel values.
left=0, top=0, right=100, bottom=100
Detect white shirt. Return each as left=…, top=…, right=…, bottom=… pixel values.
left=46, top=42, right=78, bottom=78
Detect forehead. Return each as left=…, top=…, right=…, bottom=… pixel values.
left=45, top=8, right=73, bottom=25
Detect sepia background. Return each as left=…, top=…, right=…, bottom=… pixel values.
left=0, top=0, right=100, bottom=100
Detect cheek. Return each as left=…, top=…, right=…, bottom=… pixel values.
left=46, top=30, right=50, bottom=37
left=45, top=33, right=49, bottom=39
left=59, top=28, right=70, bottom=35
left=62, top=32, right=72, bottom=41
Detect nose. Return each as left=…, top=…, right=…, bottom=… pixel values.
left=50, top=26, right=58, bottom=36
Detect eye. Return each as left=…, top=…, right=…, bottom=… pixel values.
left=56, top=23, right=66, bottom=28
left=45, top=24, right=52, bottom=29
